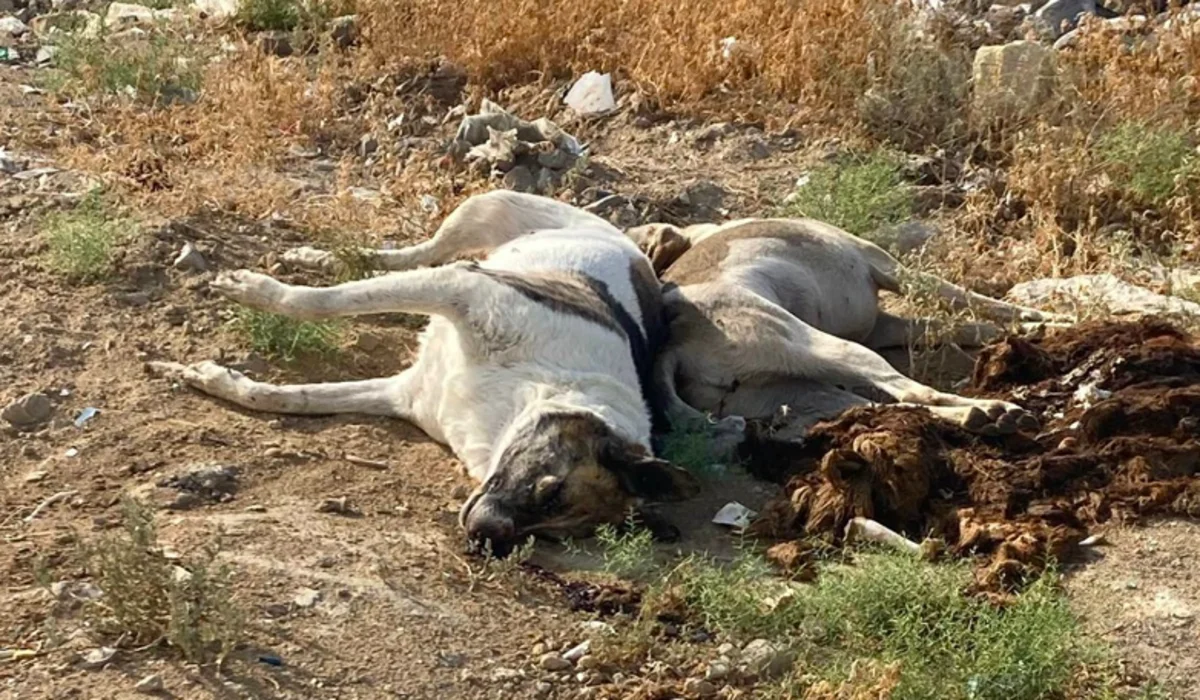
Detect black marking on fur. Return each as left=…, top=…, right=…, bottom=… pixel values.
left=627, top=259, right=671, bottom=434
left=472, top=265, right=659, bottom=423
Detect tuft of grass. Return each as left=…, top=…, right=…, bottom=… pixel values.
left=658, top=426, right=730, bottom=479
left=50, top=28, right=201, bottom=102
left=42, top=192, right=132, bottom=283
left=594, top=520, right=1096, bottom=700
left=78, top=497, right=243, bottom=665
left=782, top=150, right=914, bottom=248
left=233, top=308, right=343, bottom=361
left=236, top=0, right=303, bottom=32
left=594, top=517, right=657, bottom=580
left=1094, top=121, right=1198, bottom=207
left=236, top=0, right=356, bottom=33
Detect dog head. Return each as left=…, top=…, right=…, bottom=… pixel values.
left=625, top=223, right=693, bottom=275
left=459, top=411, right=697, bottom=556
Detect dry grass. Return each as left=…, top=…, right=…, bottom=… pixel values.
left=360, top=0, right=916, bottom=124
left=76, top=498, right=244, bottom=665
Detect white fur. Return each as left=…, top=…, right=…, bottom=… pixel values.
left=170, top=192, right=655, bottom=485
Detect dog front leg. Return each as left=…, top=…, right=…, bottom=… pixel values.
left=208, top=263, right=482, bottom=321
left=283, top=191, right=607, bottom=272
left=159, top=362, right=421, bottom=418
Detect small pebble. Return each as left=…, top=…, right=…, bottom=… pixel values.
left=562, top=640, right=590, bottom=662
left=539, top=652, right=571, bottom=672
left=684, top=678, right=718, bottom=697
left=134, top=673, right=163, bottom=694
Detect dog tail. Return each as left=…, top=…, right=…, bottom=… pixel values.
left=862, top=243, right=1062, bottom=324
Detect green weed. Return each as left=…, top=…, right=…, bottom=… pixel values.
left=43, top=192, right=132, bottom=283
left=50, top=29, right=201, bottom=102
left=233, top=308, right=343, bottom=361
left=782, top=150, right=914, bottom=248
left=1095, top=122, right=1198, bottom=206
left=79, top=497, right=243, bottom=665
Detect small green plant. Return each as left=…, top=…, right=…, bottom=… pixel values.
left=594, top=516, right=657, bottom=580
left=233, top=308, right=343, bottom=361
left=43, top=192, right=131, bottom=283
left=236, top=0, right=353, bottom=32
left=658, top=426, right=729, bottom=479
left=236, top=0, right=303, bottom=32
left=50, top=29, right=202, bottom=102
left=782, top=150, right=914, bottom=248
left=1095, top=122, right=1198, bottom=206
left=594, top=538, right=1099, bottom=700
left=78, top=497, right=243, bottom=665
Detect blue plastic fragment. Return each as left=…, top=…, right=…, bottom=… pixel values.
left=257, top=655, right=283, bottom=667
left=74, top=407, right=100, bottom=428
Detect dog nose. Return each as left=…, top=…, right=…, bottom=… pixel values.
left=464, top=505, right=517, bottom=557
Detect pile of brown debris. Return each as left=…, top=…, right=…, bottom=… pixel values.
left=748, top=319, right=1200, bottom=590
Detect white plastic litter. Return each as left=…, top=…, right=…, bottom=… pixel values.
left=719, top=36, right=738, bottom=60
left=1072, top=381, right=1112, bottom=410
left=564, top=72, right=615, bottom=116
left=712, top=502, right=756, bottom=529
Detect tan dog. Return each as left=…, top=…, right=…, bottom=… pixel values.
left=626, top=218, right=1060, bottom=444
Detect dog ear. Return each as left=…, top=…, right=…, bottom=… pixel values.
left=600, top=437, right=700, bottom=502
left=647, top=226, right=691, bottom=275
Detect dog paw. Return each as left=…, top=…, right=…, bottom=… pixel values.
left=281, top=246, right=336, bottom=271
left=179, top=360, right=249, bottom=399
left=210, top=270, right=285, bottom=311
left=961, top=400, right=1039, bottom=436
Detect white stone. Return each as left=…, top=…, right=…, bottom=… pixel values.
left=1006, top=274, right=1200, bottom=318
left=0, top=16, right=29, bottom=36
left=972, top=41, right=1056, bottom=123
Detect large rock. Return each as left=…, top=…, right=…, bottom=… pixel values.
left=105, top=2, right=156, bottom=27
left=740, top=639, right=795, bottom=680
left=31, top=10, right=102, bottom=39
left=1006, top=274, right=1200, bottom=317
left=2, top=392, right=53, bottom=427
left=971, top=41, right=1056, bottom=123
left=1034, top=0, right=1102, bottom=39
left=192, top=0, right=238, bottom=19
left=1, top=15, right=29, bottom=36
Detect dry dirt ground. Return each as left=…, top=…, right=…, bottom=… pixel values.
left=2, top=51, right=1200, bottom=700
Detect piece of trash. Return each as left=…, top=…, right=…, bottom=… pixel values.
left=843, top=517, right=921, bottom=555
left=0, top=47, right=18, bottom=63
left=79, top=646, right=117, bottom=669
left=1072, top=381, right=1112, bottom=409
left=74, top=407, right=100, bottom=428
left=24, top=490, right=79, bottom=523
left=562, top=640, right=590, bottom=662
left=564, top=71, right=615, bottom=117
left=317, top=496, right=353, bottom=514
left=19, top=85, right=44, bottom=95
left=719, top=36, right=738, bottom=60
left=258, top=655, right=283, bottom=667
left=580, top=620, right=616, bottom=636
left=13, top=166, right=59, bottom=180
left=65, top=448, right=79, bottom=458
left=293, top=587, right=320, bottom=608
left=420, top=194, right=440, bottom=215
left=59, top=388, right=72, bottom=397
left=1079, top=533, right=1108, bottom=547
left=712, top=502, right=757, bottom=528
left=344, top=454, right=389, bottom=470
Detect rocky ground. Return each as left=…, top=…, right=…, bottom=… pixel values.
left=3, top=0, right=1200, bottom=698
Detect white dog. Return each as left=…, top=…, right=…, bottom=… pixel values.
left=159, top=191, right=699, bottom=554
left=624, top=218, right=1059, bottom=442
